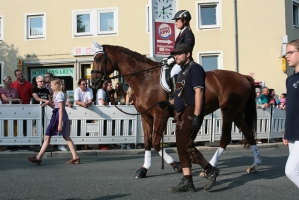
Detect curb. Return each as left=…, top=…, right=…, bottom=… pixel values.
left=0, top=142, right=286, bottom=159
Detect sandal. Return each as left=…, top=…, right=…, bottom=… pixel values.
left=66, top=158, right=80, bottom=164
left=27, top=156, right=42, bottom=165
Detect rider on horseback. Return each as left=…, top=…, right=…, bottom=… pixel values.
left=164, top=10, right=195, bottom=99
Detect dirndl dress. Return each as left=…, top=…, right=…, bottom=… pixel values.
left=45, top=92, right=70, bottom=136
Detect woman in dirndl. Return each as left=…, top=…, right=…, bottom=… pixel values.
left=27, top=79, right=80, bottom=165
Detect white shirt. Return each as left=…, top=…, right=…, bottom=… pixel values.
left=74, top=87, right=93, bottom=103
left=96, top=89, right=107, bottom=105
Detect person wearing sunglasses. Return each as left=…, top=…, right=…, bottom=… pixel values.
left=74, top=78, right=94, bottom=150
left=32, top=76, right=51, bottom=106
left=74, top=78, right=93, bottom=108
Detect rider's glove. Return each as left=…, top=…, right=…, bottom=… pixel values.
left=167, top=57, right=175, bottom=65
left=192, top=115, right=201, bottom=130
left=162, top=57, right=168, bottom=65
left=162, top=56, right=175, bottom=66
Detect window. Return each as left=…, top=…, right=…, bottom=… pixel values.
left=77, top=14, right=91, bottom=33
left=73, top=8, right=118, bottom=37
left=74, top=11, right=92, bottom=36
left=26, top=13, right=46, bottom=39
left=0, top=16, right=3, bottom=41
left=98, top=9, right=118, bottom=34
left=294, top=1, right=299, bottom=27
left=197, top=0, right=222, bottom=29
left=198, top=51, right=223, bottom=71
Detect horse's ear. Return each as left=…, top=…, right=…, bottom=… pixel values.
left=91, top=40, right=104, bottom=55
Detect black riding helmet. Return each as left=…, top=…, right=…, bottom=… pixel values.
left=172, top=10, right=191, bottom=20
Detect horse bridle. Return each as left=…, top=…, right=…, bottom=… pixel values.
left=98, top=46, right=162, bottom=81
left=96, top=46, right=165, bottom=116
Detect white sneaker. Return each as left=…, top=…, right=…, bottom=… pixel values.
left=58, top=145, right=67, bottom=151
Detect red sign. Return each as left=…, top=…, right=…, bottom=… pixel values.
left=154, top=21, right=175, bottom=56
left=76, top=48, right=82, bottom=54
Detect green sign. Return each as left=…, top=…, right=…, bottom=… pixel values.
left=31, top=68, right=74, bottom=78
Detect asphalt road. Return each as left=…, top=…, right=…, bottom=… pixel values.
left=0, top=146, right=298, bottom=200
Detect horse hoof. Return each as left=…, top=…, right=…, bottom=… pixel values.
left=135, top=168, right=147, bottom=178
left=172, top=162, right=182, bottom=173
left=246, top=167, right=257, bottom=173
left=199, top=170, right=207, bottom=178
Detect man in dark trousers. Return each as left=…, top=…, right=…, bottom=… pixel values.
left=169, top=44, right=219, bottom=192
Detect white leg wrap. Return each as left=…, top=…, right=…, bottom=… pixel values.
left=143, top=150, right=151, bottom=169
left=158, top=149, right=174, bottom=164
left=251, top=145, right=262, bottom=165
left=209, top=147, right=225, bottom=167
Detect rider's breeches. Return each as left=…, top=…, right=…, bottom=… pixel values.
left=171, top=64, right=181, bottom=77
left=175, top=106, right=206, bottom=168
left=285, top=140, right=299, bottom=188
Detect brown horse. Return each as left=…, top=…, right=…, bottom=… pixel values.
left=91, top=42, right=262, bottom=178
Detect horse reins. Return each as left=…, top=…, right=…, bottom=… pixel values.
left=99, top=46, right=164, bottom=116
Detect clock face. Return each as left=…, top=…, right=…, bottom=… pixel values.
left=153, top=0, right=174, bottom=20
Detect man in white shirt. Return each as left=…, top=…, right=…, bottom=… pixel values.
left=74, top=78, right=93, bottom=150
left=74, top=78, right=93, bottom=107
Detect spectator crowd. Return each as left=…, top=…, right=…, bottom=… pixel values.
left=255, top=87, right=287, bottom=110
left=0, top=69, right=286, bottom=151
left=255, top=86, right=286, bottom=144
left=0, top=70, right=135, bottom=152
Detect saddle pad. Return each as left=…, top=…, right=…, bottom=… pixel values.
left=160, top=65, right=171, bottom=92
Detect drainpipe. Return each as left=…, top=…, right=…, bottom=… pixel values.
left=234, top=0, right=239, bottom=72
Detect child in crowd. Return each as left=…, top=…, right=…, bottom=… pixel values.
left=277, top=93, right=286, bottom=105
left=278, top=98, right=286, bottom=109
left=27, top=79, right=80, bottom=165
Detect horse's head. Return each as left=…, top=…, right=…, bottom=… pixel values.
left=92, top=40, right=116, bottom=81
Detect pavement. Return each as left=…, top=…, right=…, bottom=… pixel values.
left=0, top=142, right=285, bottom=158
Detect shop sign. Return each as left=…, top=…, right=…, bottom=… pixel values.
left=31, top=68, right=74, bottom=78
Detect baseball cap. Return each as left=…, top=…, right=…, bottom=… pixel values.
left=3, top=75, right=11, bottom=81
left=170, top=44, right=191, bottom=55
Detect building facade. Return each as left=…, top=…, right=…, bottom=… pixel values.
left=0, top=0, right=299, bottom=96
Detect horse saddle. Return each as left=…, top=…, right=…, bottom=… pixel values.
left=160, top=57, right=175, bottom=93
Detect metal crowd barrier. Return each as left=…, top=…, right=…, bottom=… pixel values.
left=0, top=104, right=286, bottom=146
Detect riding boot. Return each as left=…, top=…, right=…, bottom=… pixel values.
left=169, top=75, right=178, bottom=99
left=204, top=165, right=220, bottom=191
left=169, top=176, right=195, bottom=192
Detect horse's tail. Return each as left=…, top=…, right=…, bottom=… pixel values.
left=244, top=75, right=257, bottom=137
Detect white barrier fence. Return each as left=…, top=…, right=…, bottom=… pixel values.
left=0, top=105, right=285, bottom=146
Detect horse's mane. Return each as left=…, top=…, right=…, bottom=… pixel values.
left=103, top=45, right=158, bottom=65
